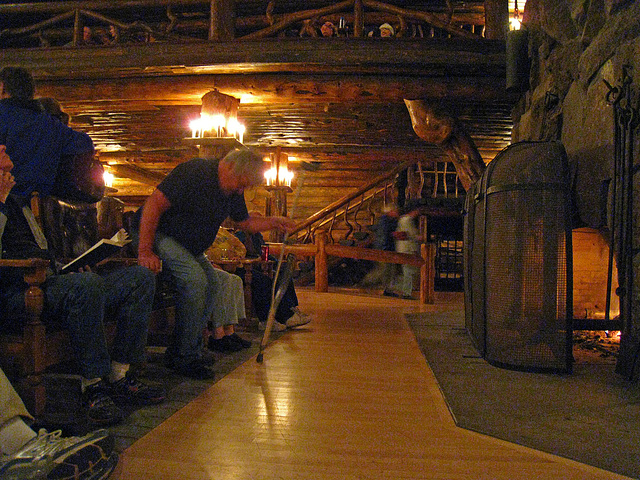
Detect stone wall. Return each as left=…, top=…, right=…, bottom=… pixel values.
left=511, top=0, right=639, bottom=375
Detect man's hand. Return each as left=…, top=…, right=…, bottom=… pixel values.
left=271, top=216, right=296, bottom=233
left=0, top=170, right=15, bottom=203
left=138, top=250, right=163, bottom=274
left=0, top=145, right=15, bottom=203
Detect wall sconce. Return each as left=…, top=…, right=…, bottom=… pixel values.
left=506, top=0, right=529, bottom=92
left=264, top=151, right=294, bottom=188
left=103, top=169, right=115, bottom=188
left=509, top=0, right=522, bottom=31
left=188, top=90, right=246, bottom=143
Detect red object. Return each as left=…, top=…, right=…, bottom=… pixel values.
left=261, top=244, right=269, bottom=261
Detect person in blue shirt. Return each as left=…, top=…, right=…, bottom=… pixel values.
left=0, top=67, right=94, bottom=198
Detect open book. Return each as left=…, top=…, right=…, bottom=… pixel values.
left=60, top=228, right=131, bottom=274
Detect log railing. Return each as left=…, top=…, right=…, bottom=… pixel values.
left=0, top=0, right=495, bottom=49
left=291, top=158, right=419, bottom=245
left=269, top=232, right=436, bottom=304
left=267, top=156, right=461, bottom=304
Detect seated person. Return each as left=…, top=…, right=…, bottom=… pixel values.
left=235, top=217, right=311, bottom=331
left=207, top=266, right=252, bottom=354
left=0, top=366, right=118, bottom=479
left=0, top=145, right=165, bottom=426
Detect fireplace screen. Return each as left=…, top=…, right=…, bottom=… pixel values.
left=464, top=141, right=573, bottom=373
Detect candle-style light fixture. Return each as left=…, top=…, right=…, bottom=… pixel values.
left=187, top=90, right=246, bottom=143
left=264, top=152, right=294, bottom=188
left=506, top=0, right=529, bottom=92
left=103, top=169, right=115, bottom=188
left=264, top=149, right=294, bottom=241
left=509, top=0, right=522, bottom=31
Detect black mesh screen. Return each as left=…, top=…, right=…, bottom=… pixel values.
left=464, top=180, right=486, bottom=354
left=484, top=188, right=569, bottom=371
left=464, top=141, right=573, bottom=373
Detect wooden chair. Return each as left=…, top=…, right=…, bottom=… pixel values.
left=0, top=194, right=122, bottom=415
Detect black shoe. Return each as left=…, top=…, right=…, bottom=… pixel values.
left=84, top=382, right=124, bottom=426
left=208, top=335, right=244, bottom=353
left=109, top=373, right=166, bottom=406
left=170, top=359, right=216, bottom=380
left=383, top=289, right=399, bottom=297
left=228, top=333, right=252, bottom=349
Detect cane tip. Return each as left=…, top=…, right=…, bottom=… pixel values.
left=256, top=353, right=264, bottom=363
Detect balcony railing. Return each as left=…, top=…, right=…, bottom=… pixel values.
left=0, top=0, right=488, bottom=49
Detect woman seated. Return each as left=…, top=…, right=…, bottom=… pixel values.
left=234, top=221, right=311, bottom=332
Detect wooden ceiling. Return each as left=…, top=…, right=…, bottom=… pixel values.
left=0, top=0, right=517, bottom=219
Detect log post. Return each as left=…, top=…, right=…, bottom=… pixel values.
left=22, top=264, right=48, bottom=415
left=420, top=242, right=435, bottom=304
left=353, top=0, right=364, bottom=37
left=484, top=0, right=509, bottom=40
left=209, top=0, right=234, bottom=40
left=315, top=231, right=329, bottom=292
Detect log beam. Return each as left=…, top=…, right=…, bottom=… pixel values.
left=484, top=0, right=509, bottom=40
left=36, top=73, right=512, bottom=106
left=3, top=38, right=505, bottom=81
left=404, top=99, right=486, bottom=190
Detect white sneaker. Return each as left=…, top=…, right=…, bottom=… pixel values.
left=0, top=428, right=117, bottom=480
left=258, top=320, right=287, bottom=332
left=285, top=307, right=312, bottom=328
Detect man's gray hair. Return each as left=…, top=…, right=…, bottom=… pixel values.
left=222, top=148, right=265, bottom=186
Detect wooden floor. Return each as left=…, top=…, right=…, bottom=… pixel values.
left=112, top=289, right=630, bottom=480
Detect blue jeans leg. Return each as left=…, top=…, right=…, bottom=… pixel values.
left=43, top=272, right=111, bottom=379
left=154, top=233, right=217, bottom=368
left=103, top=265, right=156, bottom=366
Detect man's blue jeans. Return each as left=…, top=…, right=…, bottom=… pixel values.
left=3, top=265, right=155, bottom=380
left=152, top=232, right=218, bottom=369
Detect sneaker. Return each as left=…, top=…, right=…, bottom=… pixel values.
left=208, top=335, right=243, bottom=353
left=228, top=333, right=252, bottom=349
left=258, top=320, right=286, bottom=332
left=0, top=428, right=117, bottom=480
left=84, top=382, right=124, bottom=426
left=285, top=307, right=312, bottom=328
left=109, top=373, right=165, bottom=406
left=170, top=359, right=216, bottom=380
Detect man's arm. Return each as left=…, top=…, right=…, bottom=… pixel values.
left=235, top=215, right=296, bottom=234
left=137, top=189, right=171, bottom=273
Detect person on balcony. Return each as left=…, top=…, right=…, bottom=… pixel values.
left=0, top=145, right=166, bottom=426
left=133, top=148, right=295, bottom=379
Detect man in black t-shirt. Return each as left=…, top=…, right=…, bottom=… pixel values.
left=134, top=148, right=295, bottom=379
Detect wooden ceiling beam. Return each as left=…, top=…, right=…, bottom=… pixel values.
left=36, top=73, right=512, bottom=106
left=4, top=38, right=505, bottom=80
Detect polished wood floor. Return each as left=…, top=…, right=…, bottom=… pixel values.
left=112, top=289, right=629, bottom=480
